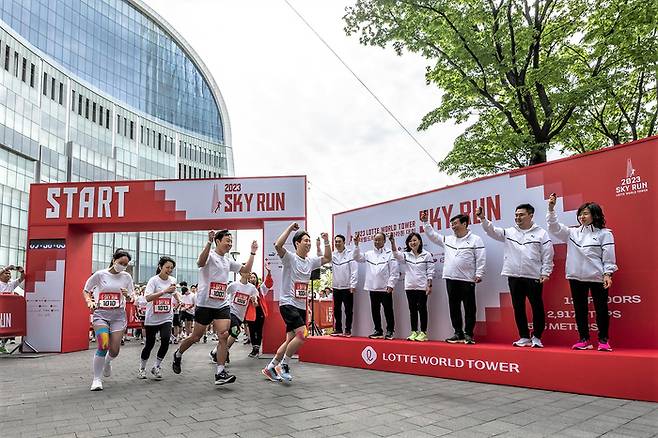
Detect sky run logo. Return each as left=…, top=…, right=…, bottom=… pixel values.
left=361, top=346, right=377, bottom=365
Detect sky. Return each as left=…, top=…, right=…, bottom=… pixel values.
left=142, top=0, right=467, bottom=271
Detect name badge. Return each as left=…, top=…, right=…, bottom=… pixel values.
left=294, top=282, right=308, bottom=299
left=233, top=292, right=250, bottom=306
left=154, top=297, right=171, bottom=314
left=209, top=282, right=227, bottom=300
left=98, top=292, right=121, bottom=309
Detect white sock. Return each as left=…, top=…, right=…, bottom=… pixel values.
left=140, top=359, right=147, bottom=370
left=211, top=347, right=217, bottom=355
left=216, top=364, right=225, bottom=374
left=154, top=357, right=163, bottom=368
left=281, top=355, right=291, bottom=366
left=93, top=355, right=105, bottom=379
left=105, top=353, right=116, bottom=365
left=268, top=358, right=280, bottom=368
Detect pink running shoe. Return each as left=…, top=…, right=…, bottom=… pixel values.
left=572, top=340, right=593, bottom=350
left=597, top=341, right=613, bottom=352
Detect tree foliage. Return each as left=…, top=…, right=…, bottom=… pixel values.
left=344, top=0, right=657, bottom=177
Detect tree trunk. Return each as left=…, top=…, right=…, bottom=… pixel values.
left=529, top=144, right=547, bottom=165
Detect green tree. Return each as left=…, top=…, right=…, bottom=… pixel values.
left=344, top=0, right=657, bottom=178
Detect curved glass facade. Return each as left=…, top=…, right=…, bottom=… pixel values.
left=0, top=0, right=223, bottom=142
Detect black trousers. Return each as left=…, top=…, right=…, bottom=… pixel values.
left=445, top=279, right=476, bottom=337
left=508, top=277, right=545, bottom=339
left=141, top=322, right=172, bottom=361
left=569, top=279, right=609, bottom=341
left=369, top=291, right=394, bottom=333
left=333, top=288, right=354, bottom=333
left=247, top=305, right=265, bottom=346
left=405, top=290, right=428, bottom=332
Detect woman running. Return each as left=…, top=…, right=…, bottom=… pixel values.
left=245, top=267, right=273, bottom=357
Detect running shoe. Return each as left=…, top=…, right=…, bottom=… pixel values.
left=202, top=335, right=207, bottom=343
left=513, top=337, right=532, bottom=347
left=407, top=331, right=418, bottom=341
left=531, top=336, right=544, bottom=348
left=209, top=349, right=217, bottom=363
left=173, top=338, right=178, bottom=344
left=368, top=331, right=384, bottom=339
left=344, top=332, right=352, bottom=338
left=151, top=366, right=163, bottom=380
left=464, top=335, right=476, bottom=345
left=172, top=350, right=182, bottom=374
left=415, top=332, right=428, bottom=342
left=597, top=341, right=613, bottom=352
left=248, top=346, right=259, bottom=358
left=214, top=370, right=236, bottom=385
left=103, top=361, right=112, bottom=377
left=137, top=368, right=147, bottom=379
left=261, top=365, right=282, bottom=382
left=445, top=335, right=464, bottom=344
left=277, top=364, right=293, bottom=383
left=90, top=379, right=103, bottom=391
left=331, top=331, right=343, bottom=337
left=572, top=339, right=593, bottom=350
left=384, top=331, right=394, bottom=340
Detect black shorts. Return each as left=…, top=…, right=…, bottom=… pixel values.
left=229, top=314, right=242, bottom=339
left=279, top=305, right=307, bottom=333
left=180, top=311, right=194, bottom=322
left=194, top=306, right=230, bottom=326
left=172, top=314, right=181, bottom=327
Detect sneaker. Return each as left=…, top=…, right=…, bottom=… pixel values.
left=121, top=339, right=125, bottom=346
left=331, top=331, right=343, bottom=337
left=407, top=331, right=418, bottom=341
left=384, top=331, right=394, bottom=340
left=446, top=335, right=465, bottom=344
left=248, top=346, right=259, bottom=358
left=151, top=366, right=162, bottom=380
left=137, top=368, right=147, bottom=379
left=212, top=334, right=219, bottom=342
left=597, top=341, right=613, bottom=352
left=513, top=337, right=532, bottom=347
left=464, top=335, right=476, bottom=345
left=173, top=338, right=178, bottom=344
left=172, top=351, right=182, bottom=374
left=261, top=365, right=282, bottom=382
left=8, top=339, right=15, bottom=344
left=572, top=339, right=593, bottom=350
left=90, top=379, right=103, bottom=391
left=214, top=370, right=236, bottom=385
left=415, top=332, right=428, bottom=342
left=242, top=338, right=250, bottom=345
left=344, top=332, right=352, bottom=338
left=531, top=336, right=544, bottom=348
left=368, top=331, right=384, bottom=339
left=209, top=349, right=217, bottom=363
left=277, top=364, right=293, bottom=382
left=102, top=361, right=112, bottom=378
left=202, top=335, right=207, bottom=343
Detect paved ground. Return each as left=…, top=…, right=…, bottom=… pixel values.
left=0, top=339, right=656, bottom=438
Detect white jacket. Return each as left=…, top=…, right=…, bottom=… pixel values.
left=353, top=246, right=398, bottom=292
left=546, top=211, right=618, bottom=282
left=331, top=249, right=358, bottom=290
left=481, top=217, right=554, bottom=280
left=423, top=222, right=486, bottom=282
left=393, top=249, right=435, bottom=290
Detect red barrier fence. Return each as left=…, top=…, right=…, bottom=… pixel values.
left=0, top=294, right=27, bottom=337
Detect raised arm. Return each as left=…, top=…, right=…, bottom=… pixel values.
left=476, top=207, right=506, bottom=242
left=389, top=233, right=404, bottom=263
left=320, top=233, right=332, bottom=265
left=316, top=237, right=323, bottom=257
left=239, top=241, right=258, bottom=274
left=274, top=222, right=299, bottom=258
left=420, top=211, right=443, bottom=246
left=197, top=230, right=215, bottom=267
left=352, top=233, right=365, bottom=262
left=546, top=193, right=571, bottom=242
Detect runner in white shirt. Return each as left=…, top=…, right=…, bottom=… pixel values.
left=83, top=249, right=135, bottom=391
left=390, top=232, right=435, bottom=342
left=547, top=194, right=618, bottom=351
left=262, top=222, right=331, bottom=383
left=0, top=265, right=25, bottom=353
left=179, top=286, right=196, bottom=338
left=329, top=235, right=358, bottom=337
left=421, top=211, right=486, bottom=344
left=137, top=256, right=182, bottom=380
left=172, top=230, right=257, bottom=386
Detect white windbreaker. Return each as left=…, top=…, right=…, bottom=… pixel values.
left=481, top=217, right=554, bottom=280
left=331, top=248, right=358, bottom=290
left=546, top=211, right=618, bottom=282
left=352, top=246, right=398, bottom=292
left=393, top=249, right=435, bottom=290
left=423, top=222, right=486, bottom=282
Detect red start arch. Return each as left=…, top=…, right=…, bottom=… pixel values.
left=24, top=176, right=306, bottom=353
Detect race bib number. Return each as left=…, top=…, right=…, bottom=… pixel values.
left=98, top=292, right=121, bottom=309
left=233, top=292, right=250, bottom=306
left=154, top=297, right=171, bottom=314
left=209, top=282, right=227, bottom=300
left=294, top=282, right=308, bottom=299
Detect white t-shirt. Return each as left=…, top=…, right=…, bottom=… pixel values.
left=196, top=251, right=242, bottom=309
left=83, top=269, right=134, bottom=310
left=228, top=281, right=259, bottom=322
left=181, top=292, right=196, bottom=313
left=0, top=279, right=22, bottom=294
left=280, top=249, right=322, bottom=310
left=142, top=275, right=178, bottom=326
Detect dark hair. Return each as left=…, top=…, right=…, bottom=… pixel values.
left=214, top=229, right=231, bottom=242
left=335, top=234, right=346, bottom=243
left=405, top=232, right=424, bottom=253
left=577, top=202, right=606, bottom=229
left=515, top=203, right=535, bottom=215
left=181, top=286, right=188, bottom=294
left=109, top=248, right=131, bottom=268
left=156, top=256, right=176, bottom=275
left=450, top=214, right=470, bottom=225
left=179, top=281, right=188, bottom=287
left=249, top=272, right=260, bottom=287
left=292, top=230, right=310, bottom=250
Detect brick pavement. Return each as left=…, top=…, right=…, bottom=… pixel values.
left=0, top=340, right=655, bottom=437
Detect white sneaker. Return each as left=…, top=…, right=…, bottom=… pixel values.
left=151, top=366, right=163, bottom=380
left=513, top=337, right=532, bottom=347
left=531, top=336, right=544, bottom=348
left=137, top=368, right=147, bottom=379
left=103, top=361, right=112, bottom=377
left=90, top=379, right=103, bottom=391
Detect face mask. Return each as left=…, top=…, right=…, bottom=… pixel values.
left=113, top=263, right=127, bottom=273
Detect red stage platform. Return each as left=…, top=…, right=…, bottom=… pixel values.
left=299, top=336, right=658, bottom=402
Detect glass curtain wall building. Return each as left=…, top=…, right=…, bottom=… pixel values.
left=0, top=0, right=233, bottom=283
